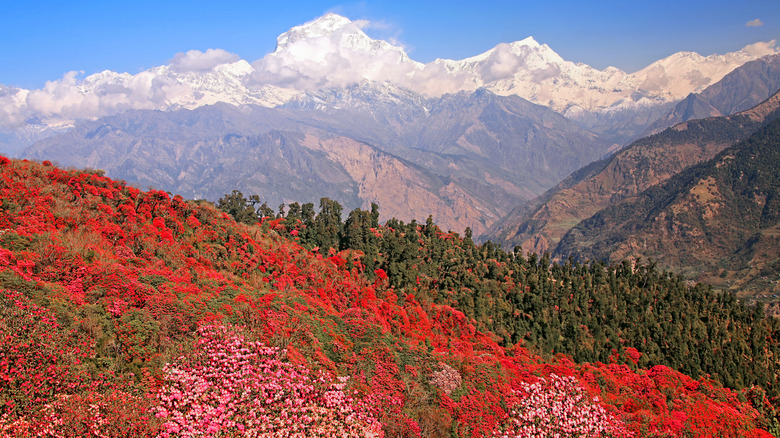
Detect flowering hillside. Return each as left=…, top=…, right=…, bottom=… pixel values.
left=0, top=156, right=776, bottom=437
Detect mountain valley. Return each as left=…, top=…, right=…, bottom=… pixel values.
left=485, top=89, right=780, bottom=299
left=485, top=90, right=780, bottom=249
left=24, top=86, right=612, bottom=235
left=557, top=111, right=780, bottom=299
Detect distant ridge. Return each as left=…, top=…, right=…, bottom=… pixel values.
left=484, top=88, right=780, bottom=260
left=557, top=108, right=780, bottom=298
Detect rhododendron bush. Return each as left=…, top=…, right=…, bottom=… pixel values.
left=154, top=324, right=383, bottom=437
left=0, top=290, right=156, bottom=437
left=0, top=156, right=776, bottom=437
left=494, top=374, right=630, bottom=438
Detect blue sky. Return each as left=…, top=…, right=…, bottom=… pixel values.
left=1, top=0, right=778, bottom=89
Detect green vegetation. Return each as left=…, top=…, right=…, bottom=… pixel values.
left=557, top=111, right=780, bottom=297
left=222, top=195, right=780, bottom=399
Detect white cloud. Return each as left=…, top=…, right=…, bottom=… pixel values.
left=170, top=49, right=240, bottom=72
left=746, top=18, right=764, bottom=27
left=353, top=19, right=391, bottom=30
left=740, top=40, right=778, bottom=57
left=477, top=43, right=526, bottom=82
left=22, top=69, right=194, bottom=122
left=350, top=18, right=411, bottom=53
left=404, top=62, right=479, bottom=96
left=636, top=65, right=670, bottom=93
left=684, top=70, right=711, bottom=88
left=26, top=71, right=99, bottom=119
left=0, top=86, right=26, bottom=126
left=684, top=69, right=711, bottom=88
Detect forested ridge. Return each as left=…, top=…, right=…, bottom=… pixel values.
left=554, top=109, right=780, bottom=297
left=226, top=192, right=780, bottom=398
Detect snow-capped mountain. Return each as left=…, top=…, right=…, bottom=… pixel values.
left=626, top=43, right=779, bottom=102
left=273, top=13, right=420, bottom=68
left=1, top=13, right=777, bottom=153
left=434, top=37, right=629, bottom=113
left=252, top=13, right=422, bottom=90
left=434, top=37, right=778, bottom=115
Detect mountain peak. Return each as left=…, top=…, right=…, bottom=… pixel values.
left=261, top=13, right=420, bottom=91
left=275, top=13, right=361, bottom=50
left=516, top=36, right=540, bottom=47
left=297, top=13, right=354, bottom=35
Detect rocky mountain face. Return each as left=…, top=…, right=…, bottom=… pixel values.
left=484, top=90, right=780, bottom=254
left=556, top=115, right=780, bottom=299
left=24, top=86, right=610, bottom=235
left=284, top=85, right=612, bottom=196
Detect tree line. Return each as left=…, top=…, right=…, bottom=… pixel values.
left=218, top=191, right=780, bottom=398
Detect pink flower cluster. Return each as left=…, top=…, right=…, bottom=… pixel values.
left=494, top=374, right=631, bottom=438
left=154, top=324, right=383, bottom=437
left=430, top=362, right=462, bottom=396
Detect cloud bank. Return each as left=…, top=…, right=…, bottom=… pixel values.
left=22, top=70, right=191, bottom=122
left=741, top=40, right=777, bottom=57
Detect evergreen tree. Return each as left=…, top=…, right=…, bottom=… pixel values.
left=314, top=198, right=343, bottom=249
left=217, top=190, right=258, bottom=224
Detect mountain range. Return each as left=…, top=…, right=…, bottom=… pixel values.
left=20, top=51, right=780, bottom=236
left=1, top=13, right=777, bottom=153
left=7, top=13, right=780, bottom=295
left=23, top=84, right=610, bottom=235
left=485, top=77, right=780, bottom=247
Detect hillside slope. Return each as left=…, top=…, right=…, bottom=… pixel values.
left=0, top=156, right=776, bottom=436
left=485, top=90, right=780, bottom=255
left=556, top=116, right=780, bottom=298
